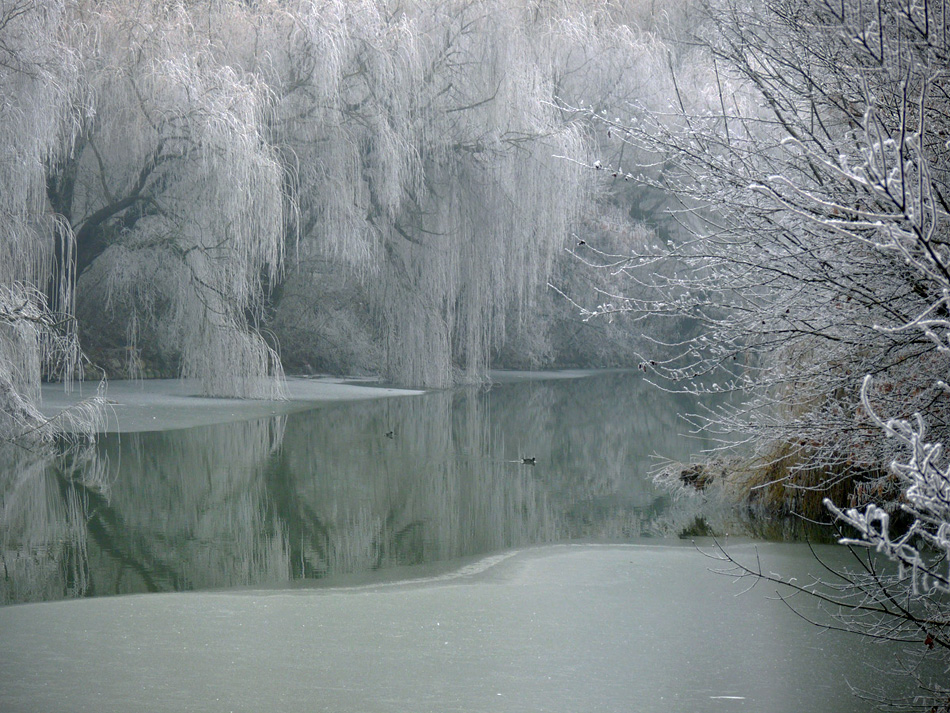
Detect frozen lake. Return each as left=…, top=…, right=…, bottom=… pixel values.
left=0, top=543, right=897, bottom=713
left=0, top=371, right=909, bottom=709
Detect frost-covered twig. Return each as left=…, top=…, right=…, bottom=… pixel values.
left=826, top=376, right=950, bottom=596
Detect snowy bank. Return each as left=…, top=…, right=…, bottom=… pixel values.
left=38, top=377, right=424, bottom=433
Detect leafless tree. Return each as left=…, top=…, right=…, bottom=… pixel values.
left=587, top=0, right=949, bottom=508
left=584, top=0, right=949, bottom=705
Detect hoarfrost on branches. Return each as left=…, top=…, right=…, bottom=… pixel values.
left=4, top=0, right=672, bottom=421
left=576, top=0, right=950, bottom=703
left=827, top=377, right=950, bottom=597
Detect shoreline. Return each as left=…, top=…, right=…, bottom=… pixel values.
left=38, top=376, right=425, bottom=434
left=38, top=369, right=622, bottom=434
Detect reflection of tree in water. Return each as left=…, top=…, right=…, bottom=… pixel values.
left=0, top=445, right=106, bottom=604
left=276, top=373, right=726, bottom=566
left=271, top=389, right=558, bottom=577
left=1, top=372, right=721, bottom=603
left=486, top=373, right=716, bottom=538
left=1, top=420, right=290, bottom=604
left=91, top=418, right=290, bottom=595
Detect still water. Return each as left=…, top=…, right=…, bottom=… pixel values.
left=0, top=371, right=914, bottom=711
left=2, top=371, right=715, bottom=604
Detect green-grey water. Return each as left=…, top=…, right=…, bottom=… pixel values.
left=2, top=371, right=716, bottom=604
left=0, top=371, right=923, bottom=711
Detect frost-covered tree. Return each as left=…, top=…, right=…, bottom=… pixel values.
left=37, top=0, right=654, bottom=395
left=545, top=2, right=719, bottom=368
left=585, top=0, right=950, bottom=704
left=259, top=0, right=600, bottom=386
left=0, top=0, right=90, bottom=439
left=587, top=0, right=950, bottom=512
left=57, top=0, right=288, bottom=398
left=3, top=0, right=666, bottom=435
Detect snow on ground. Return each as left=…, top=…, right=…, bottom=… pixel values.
left=37, top=371, right=609, bottom=433
left=0, top=543, right=892, bottom=713
left=38, top=377, right=425, bottom=433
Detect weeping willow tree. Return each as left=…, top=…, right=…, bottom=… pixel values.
left=371, top=6, right=592, bottom=386
left=2, top=0, right=666, bottom=432
left=219, top=0, right=692, bottom=386
left=257, top=0, right=599, bottom=387
left=0, top=0, right=85, bottom=439
left=59, top=0, right=289, bottom=398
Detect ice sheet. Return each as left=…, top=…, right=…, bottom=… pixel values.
left=38, top=377, right=425, bottom=433
left=0, top=543, right=896, bottom=713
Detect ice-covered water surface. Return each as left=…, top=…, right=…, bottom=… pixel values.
left=0, top=543, right=894, bottom=713
left=39, top=376, right=425, bottom=433
left=2, top=373, right=909, bottom=709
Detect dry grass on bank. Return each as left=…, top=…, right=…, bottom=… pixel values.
left=656, top=443, right=892, bottom=523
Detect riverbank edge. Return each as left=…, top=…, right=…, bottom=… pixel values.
left=38, top=376, right=426, bottom=433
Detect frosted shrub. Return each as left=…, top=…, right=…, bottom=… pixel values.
left=827, top=378, right=950, bottom=597
left=593, top=0, right=950, bottom=703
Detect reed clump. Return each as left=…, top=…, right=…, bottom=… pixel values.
left=658, top=442, right=892, bottom=523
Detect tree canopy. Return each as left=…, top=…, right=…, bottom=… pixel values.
left=1, top=0, right=691, bottom=440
